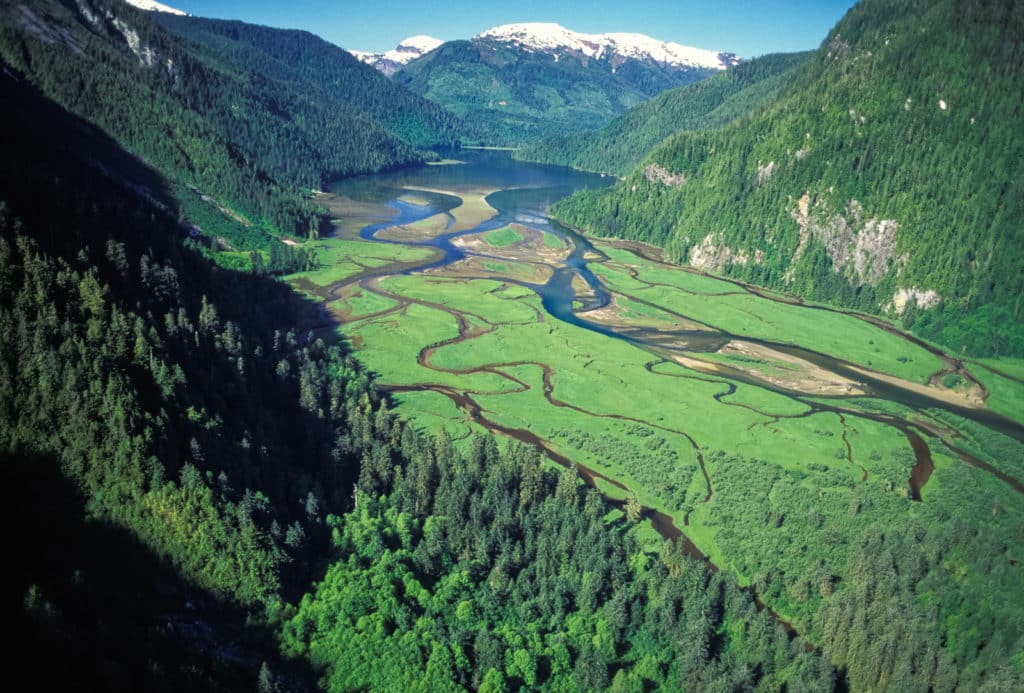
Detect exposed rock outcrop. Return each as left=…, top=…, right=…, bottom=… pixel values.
left=644, top=164, right=685, bottom=187
left=756, top=160, right=776, bottom=185
left=888, top=287, right=940, bottom=315
left=688, top=233, right=756, bottom=272
left=788, top=194, right=902, bottom=286
left=13, top=3, right=82, bottom=53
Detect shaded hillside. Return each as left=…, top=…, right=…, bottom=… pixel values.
left=0, top=0, right=441, bottom=259
left=553, top=0, right=1024, bottom=356
left=154, top=15, right=475, bottom=148
left=518, top=51, right=812, bottom=174
left=0, top=66, right=380, bottom=688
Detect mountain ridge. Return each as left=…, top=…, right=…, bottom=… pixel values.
left=352, top=23, right=736, bottom=77
left=0, top=0, right=472, bottom=269
left=475, top=22, right=737, bottom=70
left=391, top=23, right=736, bottom=144
left=124, top=0, right=185, bottom=15
left=154, top=15, right=469, bottom=148
left=516, top=50, right=812, bottom=175
left=349, top=34, right=443, bottom=76
left=552, top=0, right=1024, bottom=357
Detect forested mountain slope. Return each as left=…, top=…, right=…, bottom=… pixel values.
left=0, top=67, right=377, bottom=689
left=0, top=0, right=454, bottom=267
left=517, top=51, right=812, bottom=175
left=393, top=29, right=728, bottom=145
left=0, top=53, right=834, bottom=691
left=553, top=0, right=1024, bottom=357
left=154, top=15, right=474, bottom=149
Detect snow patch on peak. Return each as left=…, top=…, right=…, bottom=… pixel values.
left=477, top=23, right=590, bottom=52
left=124, top=0, right=187, bottom=15
left=603, top=32, right=736, bottom=69
left=397, top=35, right=443, bottom=53
left=349, top=35, right=443, bottom=75
left=475, top=22, right=736, bottom=69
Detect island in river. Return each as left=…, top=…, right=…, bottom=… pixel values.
left=287, top=150, right=1024, bottom=646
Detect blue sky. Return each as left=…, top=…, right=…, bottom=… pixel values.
left=170, top=1, right=858, bottom=57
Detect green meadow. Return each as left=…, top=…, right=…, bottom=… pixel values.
left=286, top=235, right=435, bottom=289
left=299, top=185, right=1024, bottom=645
left=387, top=389, right=486, bottom=445
left=968, top=358, right=1024, bottom=425
left=591, top=247, right=947, bottom=384
left=483, top=226, right=523, bottom=247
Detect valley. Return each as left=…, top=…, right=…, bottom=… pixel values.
left=3, top=0, right=1022, bottom=688
left=289, top=151, right=1024, bottom=646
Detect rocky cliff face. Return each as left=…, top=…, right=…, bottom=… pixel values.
left=788, top=194, right=903, bottom=286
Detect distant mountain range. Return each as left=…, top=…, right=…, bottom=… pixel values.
left=377, top=23, right=738, bottom=144
left=116, top=9, right=740, bottom=146
left=474, top=23, right=737, bottom=70
left=350, top=35, right=443, bottom=76
left=351, top=23, right=736, bottom=74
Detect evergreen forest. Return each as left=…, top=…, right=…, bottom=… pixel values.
left=552, top=0, right=1024, bottom=357
left=2, top=0, right=1022, bottom=690
left=516, top=51, right=813, bottom=175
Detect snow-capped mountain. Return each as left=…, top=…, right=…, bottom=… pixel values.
left=476, top=23, right=738, bottom=70
left=358, top=22, right=740, bottom=143
left=350, top=35, right=443, bottom=76
left=124, top=0, right=186, bottom=15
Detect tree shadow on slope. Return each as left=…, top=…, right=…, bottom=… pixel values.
left=3, top=453, right=316, bottom=692
left=0, top=63, right=379, bottom=688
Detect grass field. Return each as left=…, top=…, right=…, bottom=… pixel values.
left=483, top=227, right=523, bottom=247
left=387, top=389, right=486, bottom=445
left=328, top=286, right=398, bottom=321
left=591, top=246, right=948, bottom=384
left=968, top=358, right=1024, bottom=424
left=286, top=236, right=435, bottom=289
left=302, top=181, right=1024, bottom=644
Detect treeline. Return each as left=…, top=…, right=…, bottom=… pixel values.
left=552, top=0, right=1024, bottom=357
left=517, top=51, right=812, bottom=175
left=0, top=71, right=405, bottom=689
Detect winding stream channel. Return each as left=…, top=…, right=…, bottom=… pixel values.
left=298, top=151, right=1023, bottom=636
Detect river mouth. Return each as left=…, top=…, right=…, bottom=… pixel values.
left=300, top=150, right=1024, bottom=635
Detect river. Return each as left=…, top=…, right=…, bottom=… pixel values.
left=314, top=150, right=1024, bottom=640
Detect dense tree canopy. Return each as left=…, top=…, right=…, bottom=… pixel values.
left=155, top=14, right=474, bottom=149
left=517, top=51, right=812, bottom=175
left=553, top=0, right=1024, bottom=356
